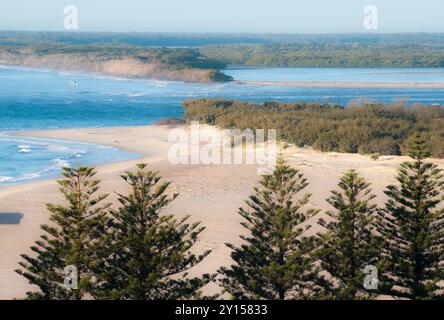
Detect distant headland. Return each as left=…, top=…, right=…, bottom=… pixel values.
left=0, top=44, right=233, bottom=83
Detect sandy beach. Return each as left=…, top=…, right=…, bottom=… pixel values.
left=1, top=124, right=443, bottom=299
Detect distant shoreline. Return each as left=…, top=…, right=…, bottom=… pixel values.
left=235, top=80, right=444, bottom=88
left=3, top=63, right=444, bottom=88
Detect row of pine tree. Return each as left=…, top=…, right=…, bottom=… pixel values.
left=16, top=132, right=444, bottom=300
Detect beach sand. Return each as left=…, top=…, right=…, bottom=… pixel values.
left=1, top=124, right=443, bottom=299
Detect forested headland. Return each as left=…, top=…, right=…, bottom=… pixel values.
left=0, top=44, right=232, bottom=83
left=184, top=99, right=444, bottom=158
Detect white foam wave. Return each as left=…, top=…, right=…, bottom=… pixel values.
left=0, top=176, right=13, bottom=183
left=20, top=172, right=41, bottom=180
left=2, top=172, right=42, bottom=183
left=18, top=145, right=31, bottom=153
left=53, top=158, right=70, bottom=168
left=127, top=92, right=146, bottom=97
left=149, top=80, right=170, bottom=88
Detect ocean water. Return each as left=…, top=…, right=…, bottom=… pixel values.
left=1, top=65, right=444, bottom=185
left=0, top=134, right=139, bottom=185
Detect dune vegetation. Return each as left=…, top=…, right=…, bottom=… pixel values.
left=184, top=98, right=444, bottom=158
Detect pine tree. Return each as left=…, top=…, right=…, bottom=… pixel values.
left=16, top=167, right=110, bottom=300
left=93, top=163, right=212, bottom=300
left=378, top=132, right=444, bottom=299
left=316, top=170, right=381, bottom=299
left=218, top=158, right=319, bottom=299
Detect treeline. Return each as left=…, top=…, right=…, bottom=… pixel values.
left=3, top=31, right=444, bottom=48
left=200, top=43, right=444, bottom=68
left=0, top=31, right=269, bottom=47
left=15, top=134, right=444, bottom=299
left=3, top=31, right=444, bottom=68
left=4, top=32, right=444, bottom=69
left=184, top=99, right=444, bottom=158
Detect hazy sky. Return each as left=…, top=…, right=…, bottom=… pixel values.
left=0, top=0, right=443, bottom=33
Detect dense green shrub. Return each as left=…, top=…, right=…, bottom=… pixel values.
left=184, top=99, right=444, bottom=158
left=201, top=43, right=444, bottom=68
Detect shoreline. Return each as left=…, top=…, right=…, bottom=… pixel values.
left=0, top=64, right=188, bottom=85
left=0, top=130, right=141, bottom=188
left=4, top=64, right=444, bottom=89
left=0, top=44, right=233, bottom=83
left=10, top=126, right=152, bottom=156
left=235, top=80, right=444, bottom=88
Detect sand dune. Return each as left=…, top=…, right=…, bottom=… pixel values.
left=1, top=125, right=442, bottom=299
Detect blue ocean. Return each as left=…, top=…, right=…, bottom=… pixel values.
left=1, top=65, right=444, bottom=185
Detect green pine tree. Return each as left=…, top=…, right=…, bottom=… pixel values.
left=16, top=166, right=110, bottom=300
left=378, top=132, right=444, bottom=299
left=218, top=158, right=319, bottom=299
left=316, top=170, right=381, bottom=300
left=93, top=163, right=212, bottom=300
